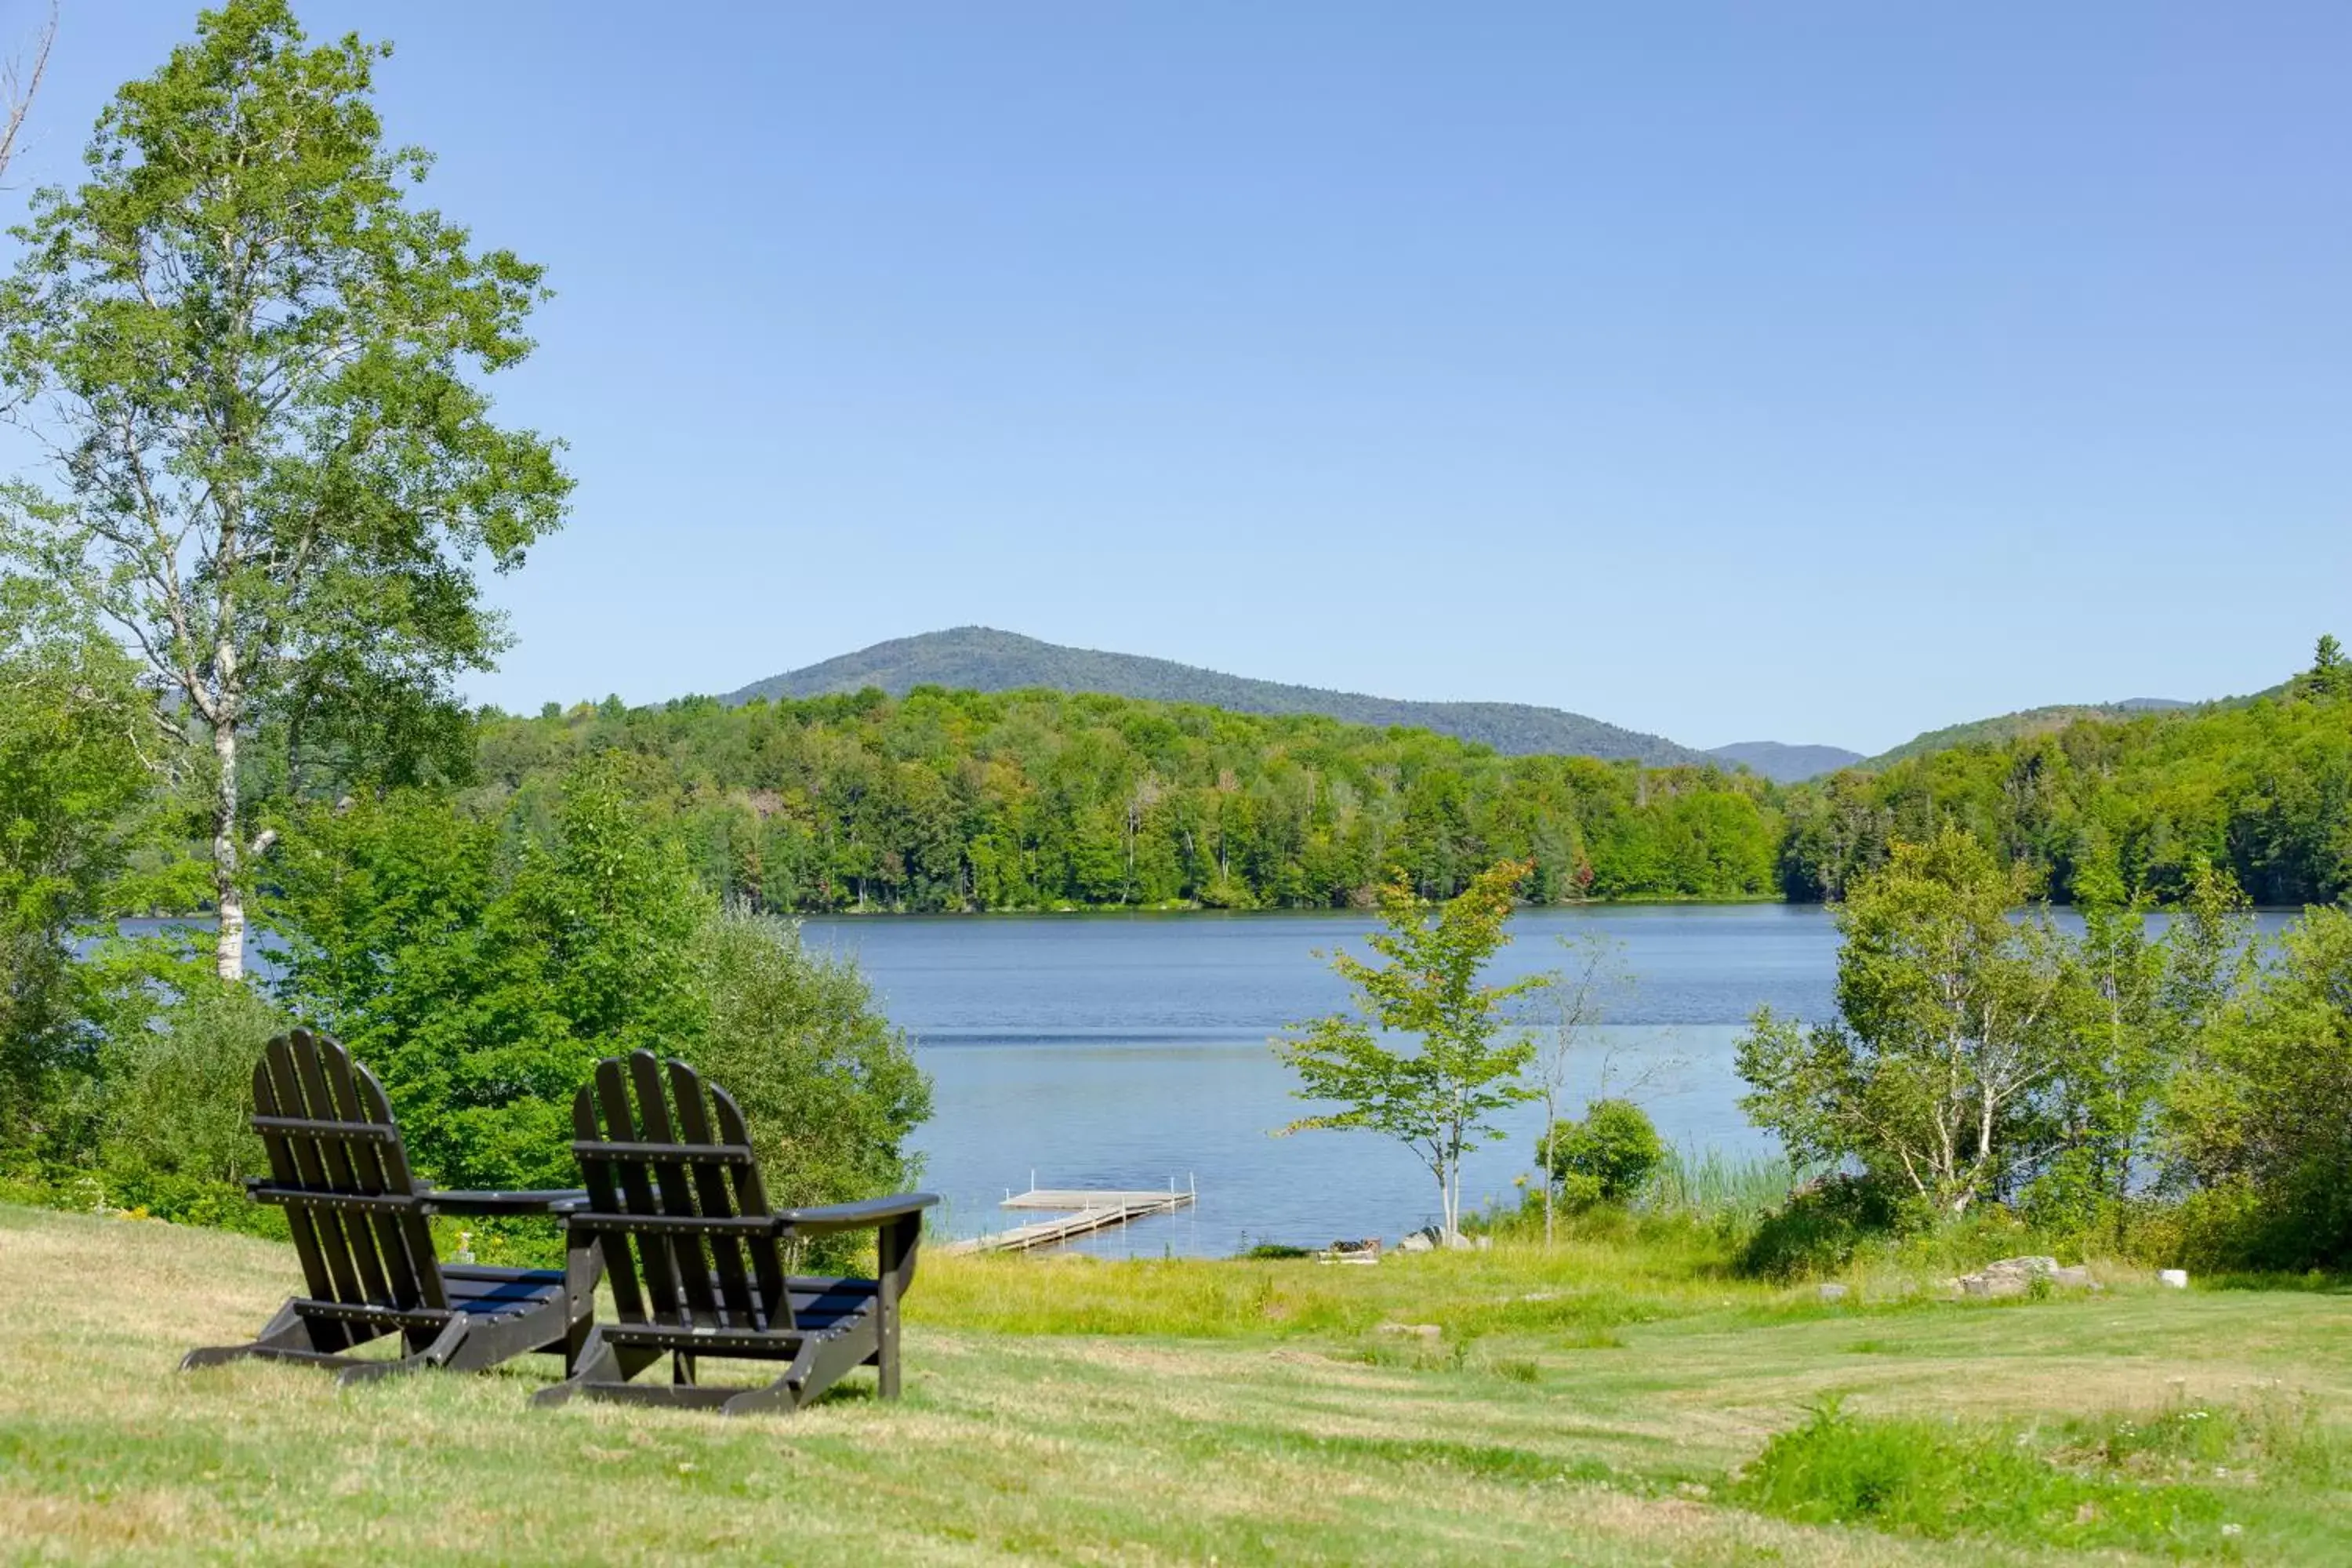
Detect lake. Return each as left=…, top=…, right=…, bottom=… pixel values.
left=804, top=905, right=1838, bottom=1255
left=125, top=904, right=2296, bottom=1258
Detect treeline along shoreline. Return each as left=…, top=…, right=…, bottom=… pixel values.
left=459, top=645, right=2352, bottom=915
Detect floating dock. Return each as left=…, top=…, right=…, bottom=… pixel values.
left=942, top=1178, right=1196, bottom=1254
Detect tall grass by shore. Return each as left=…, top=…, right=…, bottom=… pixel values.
left=1637, top=1145, right=1813, bottom=1225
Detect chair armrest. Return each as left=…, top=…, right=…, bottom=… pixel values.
left=418, top=1188, right=590, bottom=1218
left=773, top=1192, right=939, bottom=1236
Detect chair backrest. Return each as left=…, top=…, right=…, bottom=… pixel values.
left=248, top=1029, right=446, bottom=1312
left=568, top=1051, right=792, bottom=1333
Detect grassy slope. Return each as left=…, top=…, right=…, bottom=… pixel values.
left=3, top=1205, right=2347, bottom=1565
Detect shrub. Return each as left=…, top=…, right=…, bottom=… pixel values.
left=94, top=977, right=285, bottom=1222
left=1540, top=1098, right=1663, bottom=1207
left=267, top=771, right=933, bottom=1233
left=1739, top=1173, right=1904, bottom=1279
left=2164, top=907, right=2352, bottom=1270
left=685, top=909, right=932, bottom=1216
left=268, top=763, right=710, bottom=1190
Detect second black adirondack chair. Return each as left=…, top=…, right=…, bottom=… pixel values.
left=534, top=1051, right=938, bottom=1415
left=181, top=1030, right=598, bottom=1385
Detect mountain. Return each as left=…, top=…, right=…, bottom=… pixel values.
left=1704, top=741, right=1866, bottom=782
left=723, top=627, right=1715, bottom=766
left=1864, top=699, right=2194, bottom=768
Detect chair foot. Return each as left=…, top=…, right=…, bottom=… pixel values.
left=182, top=1301, right=317, bottom=1371
left=333, top=1317, right=468, bottom=1386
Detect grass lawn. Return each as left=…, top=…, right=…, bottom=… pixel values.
left=2, top=1203, right=2347, bottom=1565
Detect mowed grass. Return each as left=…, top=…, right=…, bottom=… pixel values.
left=2, top=1205, right=2349, bottom=1565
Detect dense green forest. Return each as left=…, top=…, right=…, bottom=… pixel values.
left=471, top=688, right=1784, bottom=911
left=1783, top=644, right=2352, bottom=906
left=470, top=638, right=2352, bottom=916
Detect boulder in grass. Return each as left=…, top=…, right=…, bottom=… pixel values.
left=1957, top=1256, right=2064, bottom=1298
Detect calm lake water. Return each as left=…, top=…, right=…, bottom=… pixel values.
left=124, top=904, right=2297, bottom=1258
left=805, top=905, right=1835, bottom=1255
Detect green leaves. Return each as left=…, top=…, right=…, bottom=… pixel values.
left=267, top=761, right=709, bottom=1189
left=0, top=0, right=571, bottom=975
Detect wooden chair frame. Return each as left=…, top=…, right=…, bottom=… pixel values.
left=533, top=1051, right=937, bottom=1416
left=181, top=1030, right=599, bottom=1386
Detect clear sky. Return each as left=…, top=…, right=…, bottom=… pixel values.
left=12, top=2, right=2349, bottom=753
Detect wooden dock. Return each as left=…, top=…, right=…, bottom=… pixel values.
left=942, top=1179, right=1196, bottom=1255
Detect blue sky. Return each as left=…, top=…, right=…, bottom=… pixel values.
left=12, top=2, right=2348, bottom=754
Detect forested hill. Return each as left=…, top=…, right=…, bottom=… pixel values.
left=479, top=686, right=1783, bottom=913
left=1863, top=698, right=2193, bottom=768
left=1783, top=652, right=2352, bottom=906
left=720, top=627, right=1711, bottom=766
left=486, top=642, right=2352, bottom=915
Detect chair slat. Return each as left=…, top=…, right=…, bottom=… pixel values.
left=627, top=1051, right=720, bottom=1324
left=250, top=1052, right=343, bottom=1346
left=358, top=1070, right=445, bottom=1311
left=318, top=1038, right=423, bottom=1311
left=289, top=1034, right=394, bottom=1306
left=594, top=1057, right=682, bottom=1324
left=265, top=1033, right=368, bottom=1308
left=666, top=1058, right=757, bottom=1328
left=711, top=1083, right=791, bottom=1330
left=572, top=1083, right=647, bottom=1323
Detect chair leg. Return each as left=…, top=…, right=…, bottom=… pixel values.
left=727, top=1328, right=873, bottom=1416
left=181, top=1301, right=317, bottom=1371
left=335, top=1316, right=469, bottom=1386
left=532, top=1326, right=622, bottom=1408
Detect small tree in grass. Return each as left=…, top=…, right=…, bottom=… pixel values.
left=1274, top=858, right=1539, bottom=1238
left=1526, top=932, right=1631, bottom=1244
left=1540, top=1098, right=1664, bottom=1209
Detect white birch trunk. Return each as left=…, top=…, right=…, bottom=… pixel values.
left=212, top=716, right=242, bottom=982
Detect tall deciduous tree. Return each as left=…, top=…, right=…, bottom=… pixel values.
left=1275, top=858, right=1540, bottom=1236
left=0, top=0, right=569, bottom=978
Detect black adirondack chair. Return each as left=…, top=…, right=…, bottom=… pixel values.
left=533, top=1051, right=938, bottom=1415
left=181, top=1030, right=598, bottom=1385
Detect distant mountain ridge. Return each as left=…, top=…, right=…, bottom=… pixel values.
left=1704, top=741, right=1867, bottom=782
left=724, top=627, right=1717, bottom=766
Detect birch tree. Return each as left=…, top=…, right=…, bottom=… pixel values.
left=1737, top=828, right=2067, bottom=1212
left=1275, top=859, right=1540, bottom=1237
left=0, top=0, right=569, bottom=979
